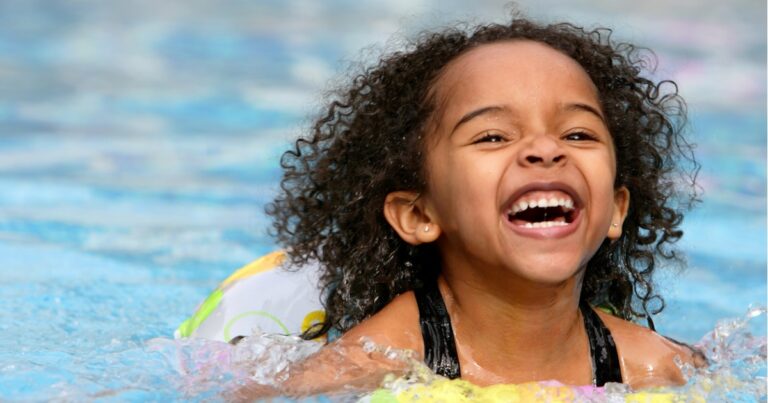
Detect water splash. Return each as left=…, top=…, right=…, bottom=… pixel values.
left=146, top=332, right=324, bottom=399
left=143, top=307, right=766, bottom=401
left=672, top=306, right=767, bottom=402
left=356, top=307, right=767, bottom=402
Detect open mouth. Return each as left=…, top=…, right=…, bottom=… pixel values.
left=506, top=194, right=578, bottom=228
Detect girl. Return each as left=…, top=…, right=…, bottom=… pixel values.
left=258, top=14, right=701, bottom=395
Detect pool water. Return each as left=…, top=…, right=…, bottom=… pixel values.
left=0, top=0, right=765, bottom=401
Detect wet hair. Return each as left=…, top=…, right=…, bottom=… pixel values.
left=266, top=15, right=699, bottom=338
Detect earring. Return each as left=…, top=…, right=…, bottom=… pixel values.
left=611, top=223, right=619, bottom=228
left=424, top=225, right=430, bottom=233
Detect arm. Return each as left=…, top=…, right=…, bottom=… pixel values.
left=229, top=292, right=422, bottom=399
left=228, top=337, right=411, bottom=400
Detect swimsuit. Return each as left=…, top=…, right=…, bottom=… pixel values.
left=414, top=278, right=623, bottom=386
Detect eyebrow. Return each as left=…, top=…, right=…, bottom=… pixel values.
left=450, top=102, right=606, bottom=135
left=564, top=102, right=606, bottom=123
left=451, top=105, right=506, bottom=135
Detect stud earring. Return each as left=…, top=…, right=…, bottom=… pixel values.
left=424, top=225, right=430, bottom=233
left=611, top=223, right=619, bottom=228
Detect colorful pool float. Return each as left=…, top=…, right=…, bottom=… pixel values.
left=366, top=378, right=697, bottom=403
left=175, top=250, right=326, bottom=342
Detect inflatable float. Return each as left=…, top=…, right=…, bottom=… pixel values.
left=366, top=378, right=696, bottom=403
left=175, top=250, right=326, bottom=342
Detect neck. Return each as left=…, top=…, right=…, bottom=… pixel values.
left=438, top=263, right=591, bottom=384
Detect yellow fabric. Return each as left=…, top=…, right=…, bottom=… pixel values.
left=219, top=250, right=286, bottom=288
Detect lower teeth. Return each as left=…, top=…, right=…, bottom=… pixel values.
left=524, top=221, right=567, bottom=228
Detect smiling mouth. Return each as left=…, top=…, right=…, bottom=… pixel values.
left=506, top=194, right=578, bottom=228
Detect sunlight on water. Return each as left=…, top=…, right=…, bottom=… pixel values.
left=129, top=307, right=767, bottom=402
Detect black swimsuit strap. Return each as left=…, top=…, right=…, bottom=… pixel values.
left=413, top=280, right=623, bottom=385
left=580, top=301, right=622, bottom=386
left=414, top=278, right=461, bottom=379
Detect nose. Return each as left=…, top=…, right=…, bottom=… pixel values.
left=518, top=134, right=566, bottom=167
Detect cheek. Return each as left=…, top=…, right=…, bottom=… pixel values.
left=592, top=165, right=620, bottom=224
left=426, top=153, right=498, bottom=227
left=592, top=148, right=618, bottom=187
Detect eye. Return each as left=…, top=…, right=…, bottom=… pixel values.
left=563, top=131, right=598, bottom=141
left=473, top=132, right=506, bottom=144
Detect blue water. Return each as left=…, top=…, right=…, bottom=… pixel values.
left=0, top=0, right=765, bottom=400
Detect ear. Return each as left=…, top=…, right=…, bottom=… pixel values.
left=607, top=186, right=630, bottom=240
left=383, top=191, right=441, bottom=245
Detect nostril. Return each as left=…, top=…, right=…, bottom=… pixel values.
left=526, top=155, right=543, bottom=164
left=525, top=154, right=564, bottom=164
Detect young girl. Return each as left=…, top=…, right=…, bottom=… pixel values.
left=256, top=14, right=701, bottom=395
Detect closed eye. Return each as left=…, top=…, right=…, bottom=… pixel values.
left=563, top=131, right=598, bottom=141
left=473, top=132, right=506, bottom=144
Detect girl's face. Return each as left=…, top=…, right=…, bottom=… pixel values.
left=421, top=40, right=629, bottom=285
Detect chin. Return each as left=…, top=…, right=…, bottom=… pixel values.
left=510, top=257, right=584, bottom=285
left=521, top=270, right=578, bottom=286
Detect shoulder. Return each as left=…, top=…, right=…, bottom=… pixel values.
left=261, top=292, right=422, bottom=396
left=597, top=310, right=699, bottom=389
left=338, top=290, right=423, bottom=355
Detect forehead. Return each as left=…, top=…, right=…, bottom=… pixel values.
left=429, top=40, right=600, bottom=126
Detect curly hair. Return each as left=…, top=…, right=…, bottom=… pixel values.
left=265, top=15, right=699, bottom=339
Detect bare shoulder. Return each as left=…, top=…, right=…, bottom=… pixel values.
left=231, top=292, right=423, bottom=399
left=597, top=310, right=700, bottom=389
left=338, top=290, right=422, bottom=354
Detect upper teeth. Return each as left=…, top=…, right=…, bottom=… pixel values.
left=511, top=197, right=574, bottom=214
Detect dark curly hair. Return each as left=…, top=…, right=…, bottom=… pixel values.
left=266, top=15, right=698, bottom=339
